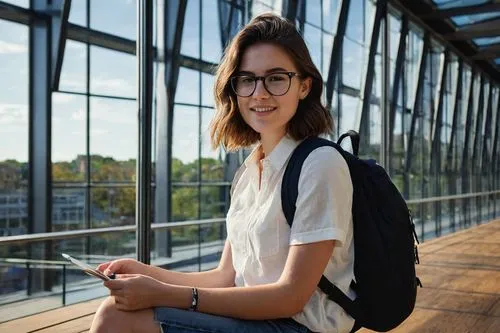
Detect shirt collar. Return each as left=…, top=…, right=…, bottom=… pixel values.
left=243, top=135, right=300, bottom=171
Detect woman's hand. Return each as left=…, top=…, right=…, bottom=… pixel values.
left=104, top=274, right=168, bottom=311
left=97, top=259, right=149, bottom=277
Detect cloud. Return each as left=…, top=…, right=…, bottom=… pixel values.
left=0, top=103, right=28, bottom=125
left=0, top=40, right=27, bottom=54
left=53, top=94, right=75, bottom=104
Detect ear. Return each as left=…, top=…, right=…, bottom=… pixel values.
left=299, top=77, right=312, bottom=100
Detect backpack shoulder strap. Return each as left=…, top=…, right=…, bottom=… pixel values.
left=281, top=136, right=340, bottom=227
left=281, top=136, right=359, bottom=321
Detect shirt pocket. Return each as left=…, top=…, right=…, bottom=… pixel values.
left=249, top=215, right=281, bottom=259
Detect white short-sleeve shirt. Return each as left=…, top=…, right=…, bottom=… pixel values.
left=226, top=135, right=355, bottom=333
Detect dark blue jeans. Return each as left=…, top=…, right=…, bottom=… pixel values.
left=154, top=307, right=311, bottom=333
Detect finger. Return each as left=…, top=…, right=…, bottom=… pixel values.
left=96, top=262, right=111, bottom=272
left=103, top=279, right=124, bottom=290
left=115, top=274, right=139, bottom=279
left=109, top=289, right=123, bottom=297
left=103, top=261, right=122, bottom=275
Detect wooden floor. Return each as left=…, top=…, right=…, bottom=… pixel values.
left=1, top=219, right=499, bottom=333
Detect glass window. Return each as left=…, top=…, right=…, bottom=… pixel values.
left=1, top=0, right=29, bottom=7
left=172, top=105, right=199, bottom=182
left=91, top=187, right=135, bottom=227
left=303, top=24, right=322, bottom=74
left=340, top=94, right=360, bottom=135
left=69, top=0, right=87, bottom=26
left=323, top=0, right=340, bottom=34
left=52, top=189, right=86, bottom=231
left=474, top=36, right=500, bottom=47
left=181, top=0, right=200, bottom=57
left=432, top=0, right=489, bottom=9
left=52, top=93, right=86, bottom=182
left=90, top=46, right=136, bottom=98
left=0, top=20, right=28, bottom=238
left=172, top=186, right=199, bottom=221
left=322, top=33, right=334, bottom=78
left=201, top=108, right=225, bottom=182
left=89, top=97, right=137, bottom=181
left=176, top=67, right=200, bottom=105
left=342, top=38, right=364, bottom=89
left=201, top=186, right=226, bottom=219
left=346, top=0, right=365, bottom=42
left=306, top=0, right=321, bottom=24
left=201, top=73, right=215, bottom=107
left=202, top=0, right=222, bottom=63
left=59, top=40, right=87, bottom=93
left=451, top=12, right=500, bottom=26
left=90, top=0, right=136, bottom=40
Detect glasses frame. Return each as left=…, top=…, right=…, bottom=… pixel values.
left=230, top=72, right=300, bottom=97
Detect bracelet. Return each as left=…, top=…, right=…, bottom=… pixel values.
left=189, top=287, right=199, bottom=311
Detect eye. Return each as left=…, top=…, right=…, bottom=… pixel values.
left=239, top=76, right=255, bottom=84
left=267, top=74, right=286, bottom=82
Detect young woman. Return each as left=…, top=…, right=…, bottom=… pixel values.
left=90, top=13, right=355, bottom=333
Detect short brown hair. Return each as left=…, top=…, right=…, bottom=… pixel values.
left=210, top=13, right=333, bottom=151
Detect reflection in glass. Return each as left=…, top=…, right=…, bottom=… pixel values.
left=90, top=46, right=136, bottom=98
left=91, top=187, right=135, bottom=227
left=52, top=93, right=86, bottom=182
left=89, top=97, right=137, bottom=182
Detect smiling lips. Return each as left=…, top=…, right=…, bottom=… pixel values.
left=250, top=106, right=277, bottom=113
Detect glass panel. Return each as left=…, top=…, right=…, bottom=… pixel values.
left=251, top=0, right=282, bottom=15
left=52, top=93, right=86, bottom=182
left=306, top=0, right=321, bottom=24
left=0, top=20, right=28, bottom=240
left=495, top=58, right=500, bottom=65
left=303, top=24, right=322, bottom=74
left=474, top=36, right=500, bottom=46
left=176, top=67, right=200, bottom=105
left=172, top=186, right=199, bottom=221
left=346, top=0, right=365, bottom=42
left=172, top=105, right=199, bottom=182
left=432, top=0, right=489, bottom=9
left=201, top=186, right=226, bottom=219
left=91, top=187, right=135, bottom=227
left=323, top=0, right=340, bottom=34
left=89, top=97, right=137, bottom=182
left=181, top=0, right=200, bottom=57
left=202, top=0, right=222, bottom=63
left=340, top=94, right=360, bottom=135
left=201, top=108, right=225, bottom=182
left=52, top=189, right=86, bottom=231
left=451, top=12, right=500, bottom=26
left=1, top=0, right=29, bottom=7
left=342, top=38, right=363, bottom=89
left=201, top=73, right=215, bottom=107
left=90, top=0, right=136, bottom=40
left=90, top=46, right=136, bottom=98
left=322, top=33, right=334, bottom=77
left=69, top=0, right=87, bottom=26
left=59, top=40, right=87, bottom=93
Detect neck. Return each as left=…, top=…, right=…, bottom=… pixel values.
left=259, top=130, right=286, bottom=157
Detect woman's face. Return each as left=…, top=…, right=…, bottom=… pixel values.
left=235, top=43, right=311, bottom=139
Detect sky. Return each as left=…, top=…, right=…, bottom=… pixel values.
left=0, top=0, right=372, bottom=164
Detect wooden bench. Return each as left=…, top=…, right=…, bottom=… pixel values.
left=2, top=219, right=499, bottom=333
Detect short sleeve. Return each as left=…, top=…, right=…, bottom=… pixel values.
left=289, top=146, right=353, bottom=247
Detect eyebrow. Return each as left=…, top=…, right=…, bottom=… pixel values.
left=236, top=67, right=289, bottom=75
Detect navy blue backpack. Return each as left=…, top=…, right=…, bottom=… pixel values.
left=281, top=130, right=421, bottom=332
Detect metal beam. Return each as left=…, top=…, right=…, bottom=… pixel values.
left=445, top=18, right=500, bottom=40
left=389, top=15, right=408, bottom=157
left=29, top=0, right=52, bottom=294
left=492, top=93, right=500, bottom=174
left=461, top=72, right=476, bottom=173
left=405, top=33, right=430, bottom=178
left=471, top=77, right=485, bottom=171
left=481, top=82, right=494, bottom=171
left=137, top=0, right=154, bottom=264
left=155, top=0, right=187, bottom=258
left=472, top=43, right=500, bottom=60
left=50, top=0, right=70, bottom=91
left=422, top=3, right=500, bottom=19
left=358, top=0, right=384, bottom=139
left=446, top=60, right=463, bottom=172
left=325, top=0, right=351, bottom=108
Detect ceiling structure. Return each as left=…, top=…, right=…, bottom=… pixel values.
left=393, top=0, right=500, bottom=84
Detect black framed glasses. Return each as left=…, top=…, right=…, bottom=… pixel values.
left=230, top=72, right=300, bottom=97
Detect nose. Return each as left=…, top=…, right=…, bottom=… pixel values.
left=252, top=79, right=270, bottom=99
